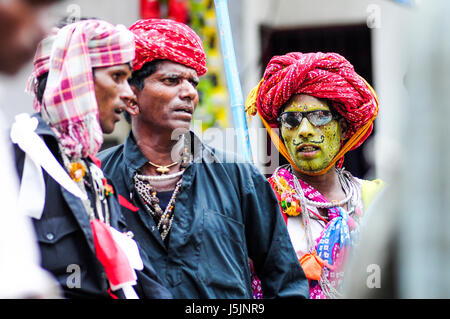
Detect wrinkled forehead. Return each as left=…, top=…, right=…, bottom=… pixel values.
left=282, top=94, right=331, bottom=112
left=154, top=60, right=199, bottom=76
left=94, top=62, right=132, bottom=73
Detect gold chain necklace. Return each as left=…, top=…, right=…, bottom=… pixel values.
left=148, top=161, right=178, bottom=175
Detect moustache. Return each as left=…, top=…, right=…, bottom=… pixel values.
left=292, top=135, right=325, bottom=146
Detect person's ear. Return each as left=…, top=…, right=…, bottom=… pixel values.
left=126, top=86, right=140, bottom=116
left=338, top=118, right=348, bottom=141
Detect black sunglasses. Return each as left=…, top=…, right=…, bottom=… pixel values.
left=277, top=110, right=334, bottom=128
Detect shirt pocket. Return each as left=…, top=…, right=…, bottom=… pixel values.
left=34, top=215, right=86, bottom=275
left=197, top=208, right=249, bottom=296
left=204, top=209, right=245, bottom=244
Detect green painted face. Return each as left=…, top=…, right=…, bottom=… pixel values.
left=280, top=94, right=343, bottom=173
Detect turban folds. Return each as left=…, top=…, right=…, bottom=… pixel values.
left=26, top=27, right=60, bottom=112
left=41, top=19, right=135, bottom=159
left=129, top=18, right=207, bottom=75
left=245, top=52, right=379, bottom=175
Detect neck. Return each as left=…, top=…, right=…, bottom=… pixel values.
left=292, top=165, right=346, bottom=202
left=132, top=124, right=184, bottom=176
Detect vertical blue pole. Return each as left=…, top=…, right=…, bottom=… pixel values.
left=214, top=0, right=253, bottom=162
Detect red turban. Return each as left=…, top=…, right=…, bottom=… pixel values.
left=129, top=18, right=207, bottom=76
left=245, top=52, right=379, bottom=175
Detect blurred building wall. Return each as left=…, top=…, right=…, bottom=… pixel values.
left=345, top=0, right=450, bottom=298
left=0, top=0, right=411, bottom=179
left=397, top=0, right=450, bottom=298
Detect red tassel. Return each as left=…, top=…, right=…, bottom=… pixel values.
left=88, top=154, right=102, bottom=168
left=118, top=194, right=139, bottom=212
left=107, top=288, right=119, bottom=299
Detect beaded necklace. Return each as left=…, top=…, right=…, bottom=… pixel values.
left=271, top=164, right=362, bottom=298
left=134, top=174, right=182, bottom=240
left=133, top=135, right=192, bottom=240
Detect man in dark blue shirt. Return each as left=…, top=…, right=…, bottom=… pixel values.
left=98, top=18, right=308, bottom=299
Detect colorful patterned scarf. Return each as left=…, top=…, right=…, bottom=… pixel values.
left=41, top=19, right=135, bottom=160
left=269, top=167, right=358, bottom=299
left=129, top=18, right=207, bottom=75
left=26, top=27, right=60, bottom=112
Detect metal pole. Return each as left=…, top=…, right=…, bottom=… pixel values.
left=214, top=0, right=253, bottom=162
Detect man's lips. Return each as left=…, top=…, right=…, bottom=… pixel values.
left=113, top=106, right=126, bottom=120
left=114, top=107, right=125, bottom=114
left=293, top=135, right=324, bottom=156
left=174, top=105, right=194, bottom=114
left=296, top=144, right=321, bottom=158
left=173, top=105, right=194, bottom=120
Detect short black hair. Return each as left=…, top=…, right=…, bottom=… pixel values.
left=124, top=60, right=163, bottom=123
left=36, top=72, right=48, bottom=104
left=128, top=60, right=163, bottom=91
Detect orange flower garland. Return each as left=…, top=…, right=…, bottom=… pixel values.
left=271, top=176, right=302, bottom=217
left=68, top=162, right=86, bottom=182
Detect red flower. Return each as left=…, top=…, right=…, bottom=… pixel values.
left=102, top=178, right=114, bottom=196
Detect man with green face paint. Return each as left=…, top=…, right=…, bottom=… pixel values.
left=280, top=94, right=345, bottom=173
left=245, top=52, right=384, bottom=298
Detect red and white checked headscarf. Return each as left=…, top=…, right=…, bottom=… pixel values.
left=245, top=52, right=379, bottom=175
left=41, top=19, right=135, bottom=160
left=26, top=27, right=60, bottom=112
left=128, top=18, right=207, bottom=75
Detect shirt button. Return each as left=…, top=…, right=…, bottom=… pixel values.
left=46, top=233, right=55, bottom=241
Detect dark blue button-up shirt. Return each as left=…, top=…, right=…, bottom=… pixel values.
left=98, top=132, right=308, bottom=298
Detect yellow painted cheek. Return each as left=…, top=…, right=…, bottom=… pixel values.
left=321, top=123, right=341, bottom=162
left=282, top=122, right=341, bottom=173
left=280, top=128, right=297, bottom=160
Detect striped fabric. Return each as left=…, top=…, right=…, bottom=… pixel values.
left=26, top=27, right=60, bottom=112
left=41, top=19, right=135, bottom=160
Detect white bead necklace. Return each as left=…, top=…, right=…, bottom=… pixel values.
left=285, top=166, right=357, bottom=210
left=135, top=169, right=184, bottom=182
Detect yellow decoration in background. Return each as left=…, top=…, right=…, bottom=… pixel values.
left=189, top=0, right=230, bottom=131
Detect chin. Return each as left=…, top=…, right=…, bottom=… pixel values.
left=100, top=124, right=115, bottom=135
left=171, top=121, right=192, bottom=133
left=294, top=160, right=322, bottom=173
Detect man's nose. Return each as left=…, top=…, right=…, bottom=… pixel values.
left=179, top=79, right=198, bottom=100
left=297, top=117, right=315, bottom=139
left=120, top=81, right=135, bottom=101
